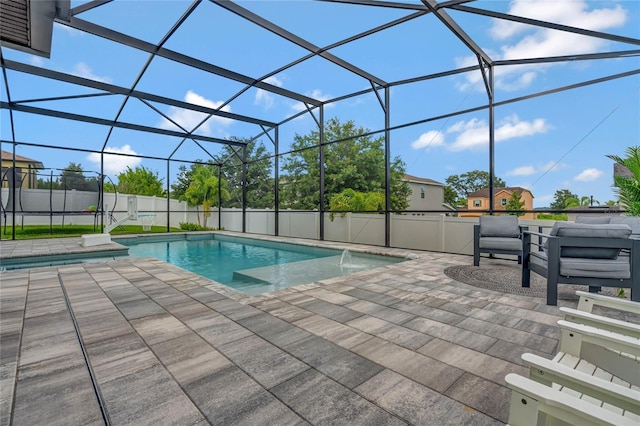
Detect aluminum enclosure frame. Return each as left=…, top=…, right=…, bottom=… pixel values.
left=1, top=0, right=639, bottom=243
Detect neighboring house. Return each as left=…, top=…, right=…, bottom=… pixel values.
left=1, top=150, right=45, bottom=189
left=458, top=186, right=536, bottom=219
left=403, top=174, right=456, bottom=213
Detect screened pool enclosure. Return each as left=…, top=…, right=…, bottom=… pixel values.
left=1, top=0, right=639, bottom=246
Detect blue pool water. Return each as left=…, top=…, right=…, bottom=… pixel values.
left=121, top=235, right=402, bottom=295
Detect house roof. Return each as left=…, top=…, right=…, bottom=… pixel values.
left=468, top=187, right=533, bottom=198
left=566, top=205, right=621, bottom=211
left=1, top=150, right=45, bottom=168
left=403, top=174, right=443, bottom=186
left=614, top=163, right=632, bottom=179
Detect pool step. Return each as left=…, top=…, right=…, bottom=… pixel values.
left=232, top=255, right=361, bottom=292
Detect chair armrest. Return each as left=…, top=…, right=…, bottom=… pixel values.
left=522, top=230, right=549, bottom=238
left=521, top=353, right=640, bottom=415
left=559, top=307, right=640, bottom=338
left=505, top=374, right=633, bottom=426
left=575, top=291, right=640, bottom=315
left=558, top=320, right=640, bottom=358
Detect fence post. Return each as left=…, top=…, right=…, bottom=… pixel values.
left=440, top=214, right=446, bottom=252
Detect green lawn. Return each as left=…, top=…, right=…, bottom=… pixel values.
left=1, top=225, right=181, bottom=240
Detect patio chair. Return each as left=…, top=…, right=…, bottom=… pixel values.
left=505, top=292, right=640, bottom=425
left=473, top=215, right=527, bottom=266
left=521, top=222, right=640, bottom=305
left=506, top=321, right=640, bottom=426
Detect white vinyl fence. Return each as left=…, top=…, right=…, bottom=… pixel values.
left=2, top=188, right=557, bottom=256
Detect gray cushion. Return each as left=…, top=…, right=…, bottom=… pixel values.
left=559, top=257, right=631, bottom=279
left=610, top=216, right=640, bottom=236
left=479, top=215, right=520, bottom=238
left=545, top=222, right=631, bottom=259
left=479, top=237, right=523, bottom=252
left=529, top=251, right=631, bottom=280
left=574, top=216, right=612, bottom=224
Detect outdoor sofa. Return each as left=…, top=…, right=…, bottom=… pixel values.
left=521, top=216, right=640, bottom=306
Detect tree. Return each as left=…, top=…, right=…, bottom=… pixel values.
left=505, top=190, right=525, bottom=216
left=280, top=117, right=409, bottom=210
left=550, top=189, right=578, bottom=210
left=183, top=165, right=230, bottom=227
left=564, top=195, right=597, bottom=208
left=171, top=159, right=216, bottom=200
left=215, top=138, right=274, bottom=208
left=38, top=162, right=99, bottom=191
left=329, top=189, right=385, bottom=220
left=443, top=185, right=458, bottom=206
left=116, top=166, right=166, bottom=197
left=607, top=146, right=640, bottom=216
left=445, top=170, right=506, bottom=207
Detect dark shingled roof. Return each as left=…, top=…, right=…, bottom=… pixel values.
left=403, top=174, right=443, bottom=186
left=614, top=163, right=632, bottom=179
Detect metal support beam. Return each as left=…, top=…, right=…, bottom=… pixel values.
left=242, top=145, right=247, bottom=233
left=210, top=0, right=388, bottom=87
left=488, top=65, right=495, bottom=215
left=450, top=4, right=640, bottom=47
left=0, top=101, right=244, bottom=145
left=64, top=17, right=321, bottom=106
left=3, top=59, right=275, bottom=128
left=166, top=160, right=171, bottom=232
left=421, top=0, right=493, bottom=65
left=319, top=106, right=325, bottom=241
left=274, top=126, right=280, bottom=237
left=102, top=0, right=203, bottom=151
left=384, top=87, right=391, bottom=247
left=218, top=167, right=222, bottom=231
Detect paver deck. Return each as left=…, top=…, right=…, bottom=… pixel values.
left=0, top=232, right=583, bottom=425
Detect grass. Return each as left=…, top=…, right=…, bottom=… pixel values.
left=1, top=225, right=181, bottom=240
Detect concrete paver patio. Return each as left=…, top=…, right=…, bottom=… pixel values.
left=1, top=232, right=579, bottom=425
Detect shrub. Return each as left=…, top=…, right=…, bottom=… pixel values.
left=179, top=222, right=217, bottom=231
left=536, top=213, right=568, bottom=221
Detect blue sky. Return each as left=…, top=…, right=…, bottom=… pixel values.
left=1, top=0, right=639, bottom=208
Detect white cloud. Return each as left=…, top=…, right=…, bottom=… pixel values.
left=54, top=22, right=84, bottom=36
left=30, top=56, right=44, bottom=67
left=254, top=76, right=283, bottom=109
left=86, top=144, right=141, bottom=175
left=575, top=168, right=604, bottom=182
left=411, top=130, right=445, bottom=150
left=447, top=114, right=549, bottom=151
left=457, top=0, right=628, bottom=91
left=290, top=89, right=333, bottom=116
left=71, top=62, right=112, bottom=83
left=506, top=160, right=566, bottom=177
left=159, top=90, right=232, bottom=136
left=491, top=0, right=626, bottom=40
left=506, top=166, right=536, bottom=176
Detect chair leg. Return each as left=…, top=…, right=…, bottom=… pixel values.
left=517, top=255, right=522, bottom=265
left=522, top=265, right=530, bottom=288
left=473, top=251, right=480, bottom=267
left=588, top=286, right=601, bottom=294
left=547, top=276, right=558, bottom=306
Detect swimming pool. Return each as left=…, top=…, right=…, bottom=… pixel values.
left=120, top=234, right=403, bottom=295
